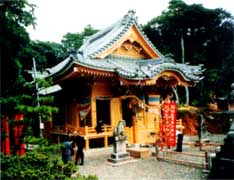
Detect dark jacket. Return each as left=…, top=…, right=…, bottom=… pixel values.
left=76, top=135, right=85, bottom=151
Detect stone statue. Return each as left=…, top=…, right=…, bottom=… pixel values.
left=113, top=120, right=126, bottom=141
left=107, top=120, right=132, bottom=165
left=113, top=120, right=127, bottom=153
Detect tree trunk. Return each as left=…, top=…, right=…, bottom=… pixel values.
left=172, top=87, right=179, bottom=104
left=181, top=36, right=189, bottom=105
left=185, top=86, right=189, bottom=105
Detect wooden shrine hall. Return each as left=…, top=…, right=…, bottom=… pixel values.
left=42, top=10, right=204, bottom=149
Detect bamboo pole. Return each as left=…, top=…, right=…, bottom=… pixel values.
left=162, top=150, right=205, bottom=157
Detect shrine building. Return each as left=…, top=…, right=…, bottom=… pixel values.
left=42, top=10, right=204, bottom=149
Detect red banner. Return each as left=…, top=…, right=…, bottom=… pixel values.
left=160, top=102, right=177, bottom=147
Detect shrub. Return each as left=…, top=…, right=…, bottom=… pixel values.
left=1, top=142, right=98, bottom=180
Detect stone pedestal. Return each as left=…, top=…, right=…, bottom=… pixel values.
left=107, top=120, right=136, bottom=166
left=107, top=137, right=134, bottom=166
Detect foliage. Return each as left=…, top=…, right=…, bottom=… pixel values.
left=21, top=40, right=66, bottom=71
left=0, top=1, right=95, bottom=123
left=1, top=142, right=99, bottom=180
left=72, top=175, right=99, bottom=180
left=143, top=0, right=234, bottom=105
left=61, top=24, right=98, bottom=56
left=0, top=78, right=58, bottom=122
left=24, top=136, right=48, bottom=145
left=0, top=0, right=36, bottom=98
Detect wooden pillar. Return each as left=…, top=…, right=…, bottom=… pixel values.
left=103, top=126, right=108, bottom=147
left=84, top=126, right=89, bottom=150
left=85, top=139, right=89, bottom=150
left=110, top=98, right=122, bottom=127
left=104, top=135, right=108, bottom=148
left=14, top=114, right=25, bottom=156
left=91, top=97, right=96, bottom=127
left=133, top=116, right=138, bottom=144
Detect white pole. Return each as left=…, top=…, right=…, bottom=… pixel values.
left=33, top=58, right=43, bottom=137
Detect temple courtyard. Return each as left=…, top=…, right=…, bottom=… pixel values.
left=75, top=134, right=225, bottom=180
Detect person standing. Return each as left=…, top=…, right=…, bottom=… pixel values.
left=175, top=130, right=183, bottom=152
left=74, top=131, right=85, bottom=165
left=61, top=135, right=73, bottom=164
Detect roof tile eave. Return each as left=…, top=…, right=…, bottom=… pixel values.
left=73, top=61, right=115, bottom=73
left=45, top=56, right=75, bottom=79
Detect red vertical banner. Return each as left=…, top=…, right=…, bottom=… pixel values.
left=14, top=114, right=25, bottom=155
left=1, top=116, right=11, bottom=155
left=161, top=102, right=177, bottom=147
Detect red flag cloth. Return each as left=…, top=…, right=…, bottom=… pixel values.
left=161, top=102, right=177, bottom=147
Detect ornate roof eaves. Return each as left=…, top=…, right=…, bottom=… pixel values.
left=73, top=61, right=114, bottom=73
left=45, top=55, right=75, bottom=79
left=115, top=63, right=204, bottom=83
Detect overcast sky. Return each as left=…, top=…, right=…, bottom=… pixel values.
left=27, top=0, right=234, bottom=43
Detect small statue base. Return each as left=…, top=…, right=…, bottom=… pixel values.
left=107, top=120, right=136, bottom=166
left=107, top=152, right=136, bottom=166
left=110, top=152, right=130, bottom=159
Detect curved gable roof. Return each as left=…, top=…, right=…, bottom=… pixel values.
left=78, top=10, right=162, bottom=59
left=44, top=10, right=204, bottom=87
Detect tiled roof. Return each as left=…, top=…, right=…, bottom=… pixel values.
left=47, top=53, right=203, bottom=83
left=75, top=55, right=204, bottom=82
left=45, top=10, right=204, bottom=84
left=78, top=10, right=162, bottom=58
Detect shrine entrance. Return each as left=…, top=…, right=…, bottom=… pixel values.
left=96, top=99, right=111, bottom=125
left=121, top=98, right=134, bottom=127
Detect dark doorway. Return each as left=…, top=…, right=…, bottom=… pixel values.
left=122, top=98, right=133, bottom=127
left=96, top=99, right=110, bottom=125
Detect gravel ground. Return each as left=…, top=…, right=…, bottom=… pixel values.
left=77, top=147, right=208, bottom=180
left=76, top=135, right=225, bottom=180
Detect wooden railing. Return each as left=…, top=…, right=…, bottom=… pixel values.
left=82, top=125, right=113, bottom=150
left=51, top=119, right=184, bottom=149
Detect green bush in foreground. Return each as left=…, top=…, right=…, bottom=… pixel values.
left=1, top=143, right=98, bottom=180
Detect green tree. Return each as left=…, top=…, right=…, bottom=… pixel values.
left=0, top=0, right=36, bottom=99
left=61, top=24, right=98, bottom=56
left=143, top=0, right=234, bottom=105
left=25, top=41, right=66, bottom=70
left=0, top=1, right=58, bottom=137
